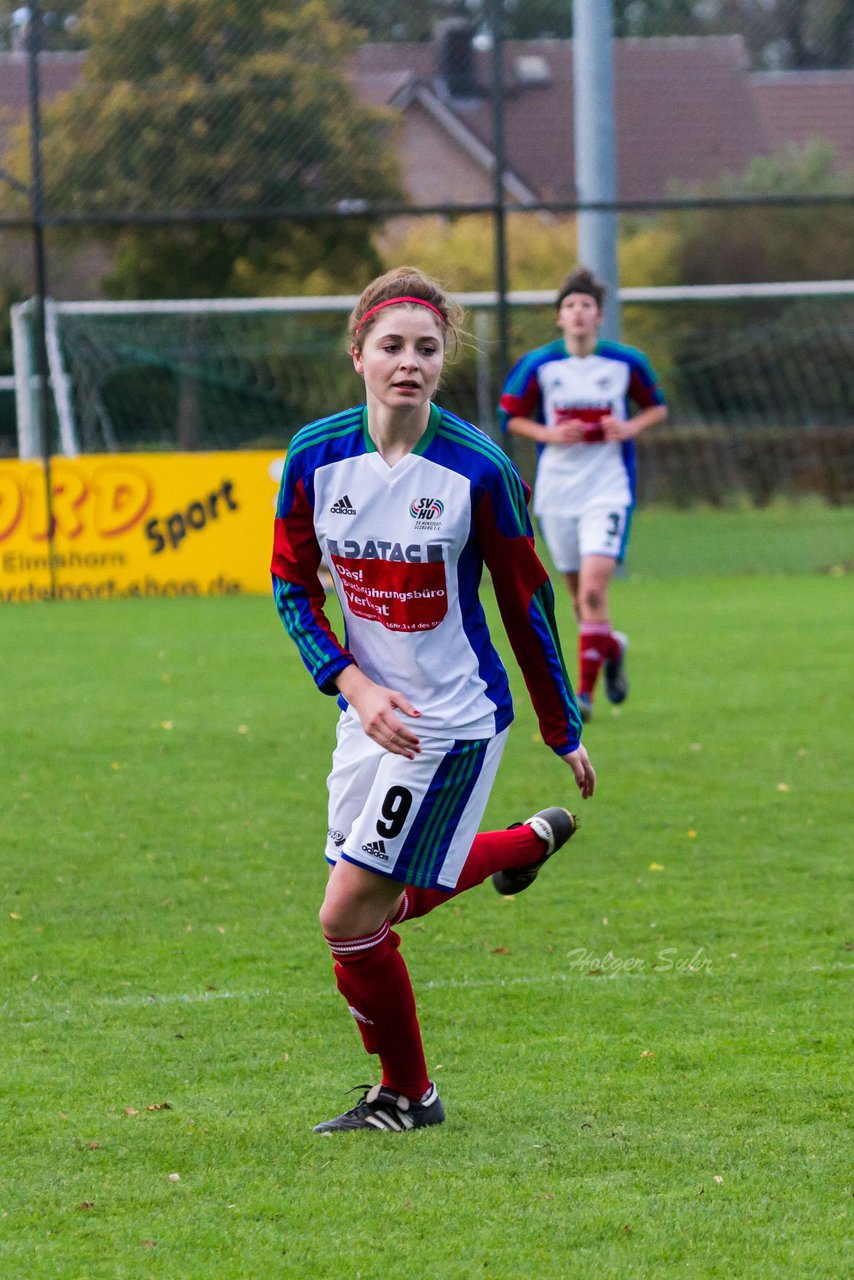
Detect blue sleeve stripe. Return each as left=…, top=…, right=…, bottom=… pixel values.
left=597, top=341, right=666, bottom=402
left=503, top=341, right=565, bottom=397
left=436, top=416, right=528, bottom=534
left=277, top=412, right=363, bottom=517
left=285, top=408, right=363, bottom=463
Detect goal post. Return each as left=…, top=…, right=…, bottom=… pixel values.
left=9, top=281, right=854, bottom=503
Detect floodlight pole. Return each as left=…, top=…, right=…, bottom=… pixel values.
left=573, top=0, right=621, bottom=339
left=26, top=0, right=57, bottom=597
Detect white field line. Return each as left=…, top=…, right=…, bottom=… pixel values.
left=93, top=971, right=583, bottom=1009
left=101, top=961, right=854, bottom=1007
left=11, top=962, right=851, bottom=1019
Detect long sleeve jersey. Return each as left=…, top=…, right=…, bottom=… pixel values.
left=271, top=403, right=583, bottom=756
left=499, top=338, right=665, bottom=514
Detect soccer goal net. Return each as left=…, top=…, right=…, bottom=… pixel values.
left=10, top=282, right=854, bottom=504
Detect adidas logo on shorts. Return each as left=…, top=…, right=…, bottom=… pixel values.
left=360, top=840, right=388, bottom=861
left=330, top=494, right=356, bottom=515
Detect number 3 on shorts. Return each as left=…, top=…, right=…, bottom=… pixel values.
left=598, top=508, right=627, bottom=555
left=376, top=786, right=413, bottom=839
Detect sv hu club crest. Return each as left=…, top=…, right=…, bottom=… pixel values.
left=409, top=497, right=445, bottom=522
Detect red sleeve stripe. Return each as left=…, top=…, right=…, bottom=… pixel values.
left=500, top=387, right=540, bottom=418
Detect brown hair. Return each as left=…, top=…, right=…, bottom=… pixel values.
left=556, top=267, right=606, bottom=310
left=348, top=266, right=464, bottom=355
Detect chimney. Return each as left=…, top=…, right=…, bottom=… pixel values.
left=436, top=20, right=482, bottom=100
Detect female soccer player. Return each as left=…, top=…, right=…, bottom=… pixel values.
left=272, top=267, right=595, bottom=1134
left=500, top=268, right=668, bottom=721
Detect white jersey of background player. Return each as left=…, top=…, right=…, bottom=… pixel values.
left=500, top=267, right=668, bottom=722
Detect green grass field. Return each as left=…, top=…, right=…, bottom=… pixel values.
left=2, top=505, right=852, bottom=1278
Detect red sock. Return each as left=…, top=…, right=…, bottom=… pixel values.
left=578, top=623, right=616, bottom=697
left=325, top=922, right=430, bottom=1101
left=393, top=823, right=549, bottom=923
left=600, top=631, right=622, bottom=664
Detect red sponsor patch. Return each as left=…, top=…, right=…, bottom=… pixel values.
left=331, top=555, right=448, bottom=632
left=555, top=405, right=608, bottom=442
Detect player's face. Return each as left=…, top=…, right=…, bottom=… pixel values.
left=352, top=308, right=445, bottom=411
left=557, top=292, right=602, bottom=343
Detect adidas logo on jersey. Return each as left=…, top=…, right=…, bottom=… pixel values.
left=330, top=494, right=356, bottom=515
left=360, top=840, right=388, bottom=861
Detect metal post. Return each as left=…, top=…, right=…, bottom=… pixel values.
left=473, top=309, right=494, bottom=437
left=488, top=0, right=510, bottom=384
left=26, top=1, right=57, bottom=596
left=10, top=301, right=38, bottom=459
left=573, top=0, right=621, bottom=339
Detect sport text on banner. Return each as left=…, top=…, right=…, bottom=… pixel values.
left=0, top=451, right=286, bottom=603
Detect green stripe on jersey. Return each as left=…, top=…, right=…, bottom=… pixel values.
left=436, top=415, right=528, bottom=534
left=360, top=403, right=442, bottom=455
left=274, top=580, right=328, bottom=674
left=413, top=403, right=442, bottom=455
left=286, top=408, right=364, bottom=463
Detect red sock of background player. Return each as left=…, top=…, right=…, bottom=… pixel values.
left=393, top=822, right=550, bottom=922
left=325, top=922, right=430, bottom=1101
left=600, top=629, right=623, bottom=665
left=578, top=623, right=612, bottom=697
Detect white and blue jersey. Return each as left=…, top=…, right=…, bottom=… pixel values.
left=272, top=402, right=583, bottom=757
left=499, top=339, right=665, bottom=516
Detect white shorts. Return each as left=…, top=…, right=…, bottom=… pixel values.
left=538, top=505, right=632, bottom=574
left=325, top=711, right=509, bottom=891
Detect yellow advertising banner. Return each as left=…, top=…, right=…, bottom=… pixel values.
left=0, top=450, right=286, bottom=603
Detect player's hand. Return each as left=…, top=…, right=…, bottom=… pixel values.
left=602, top=415, right=633, bottom=441
left=335, top=666, right=422, bottom=759
left=560, top=744, right=596, bottom=799
left=551, top=418, right=586, bottom=445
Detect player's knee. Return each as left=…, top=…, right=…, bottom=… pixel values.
left=319, top=893, right=380, bottom=940
left=580, top=584, right=606, bottom=613
left=318, top=898, right=343, bottom=937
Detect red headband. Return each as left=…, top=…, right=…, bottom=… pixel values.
left=356, top=295, right=445, bottom=332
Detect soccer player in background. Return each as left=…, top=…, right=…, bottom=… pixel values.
left=272, top=267, right=595, bottom=1134
left=499, top=268, right=668, bottom=721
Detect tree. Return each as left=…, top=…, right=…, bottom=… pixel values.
left=330, top=1, right=572, bottom=41
left=380, top=210, right=682, bottom=401
left=3, top=0, right=404, bottom=296
left=713, top=0, right=854, bottom=70
left=333, top=1, right=438, bottom=41
left=329, top=1, right=854, bottom=68
left=668, top=141, right=854, bottom=283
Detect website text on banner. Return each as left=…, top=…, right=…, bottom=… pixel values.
left=0, top=452, right=286, bottom=603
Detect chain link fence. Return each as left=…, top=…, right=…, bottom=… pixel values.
left=1, top=1, right=853, bottom=501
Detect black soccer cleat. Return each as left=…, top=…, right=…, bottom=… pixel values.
left=491, top=807, right=578, bottom=897
left=603, top=631, right=629, bottom=705
left=313, top=1082, right=445, bottom=1134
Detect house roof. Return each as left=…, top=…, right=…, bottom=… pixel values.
left=752, top=71, right=854, bottom=171
left=352, top=70, right=413, bottom=111
left=2, top=41, right=851, bottom=212
left=350, top=36, right=771, bottom=203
